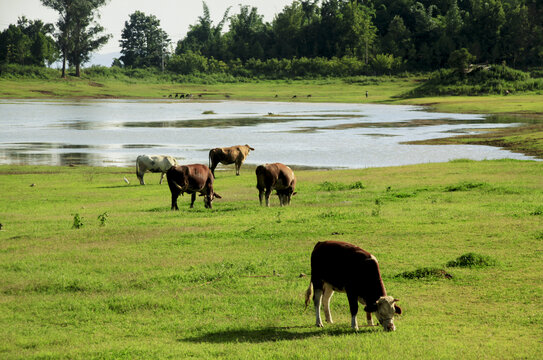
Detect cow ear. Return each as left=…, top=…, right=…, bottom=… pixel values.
left=250, top=147, right=255, bottom=151
left=292, top=192, right=297, bottom=196
left=394, top=305, right=402, bottom=315
left=214, top=193, right=222, bottom=199
left=364, top=303, right=378, bottom=313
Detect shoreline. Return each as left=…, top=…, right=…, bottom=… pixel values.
left=2, top=78, right=542, bottom=160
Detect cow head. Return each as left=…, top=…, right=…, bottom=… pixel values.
left=277, top=189, right=297, bottom=206
left=365, top=296, right=401, bottom=331
left=202, top=191, right=222, bottom=209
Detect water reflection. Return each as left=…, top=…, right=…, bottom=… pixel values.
left=0, top=99, right=538, bottom=168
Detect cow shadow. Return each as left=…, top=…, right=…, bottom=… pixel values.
left=179, top=325, right=377, bottom=344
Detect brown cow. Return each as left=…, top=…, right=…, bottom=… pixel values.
left=255, top=163, right=296, bottom=207
left=305, top=241, right=402, bottom=331
left=166, top=164, right=221, bottom=209
left=209, top=144, right=254, bottom=176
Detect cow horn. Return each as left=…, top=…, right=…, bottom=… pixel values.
left=171, top=180, right=186, bottom=191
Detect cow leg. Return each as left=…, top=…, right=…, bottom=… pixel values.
left=235, top=161, right=241, bottom=176
left=210, top=160, right=218, bottom=177
left=347, top=291, right=359, bottom=330
left=258, top=189, right=264, bottom=206
left=265, top=188, right=272, bottom=207
left=313, top=287, right=324, bottom=327
left=190, top=193, right=196, bottom=208
left=171, top=193, right=179, bottom=210
left=159, top=172, right=165, bottom=184
left=137, top=173, right=145, bottom=185
left=323, top=284, right=334, bottom=323
left=278, top=194, right=284, bottom=207
left=366, top=311, right=374, bottom=326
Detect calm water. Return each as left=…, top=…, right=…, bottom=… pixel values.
left=0, top=99, right=537, bottom=169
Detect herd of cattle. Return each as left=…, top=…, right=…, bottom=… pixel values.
left=135, top=145, right=401, bottom=332
left=135, top=144, right=296, bottom=209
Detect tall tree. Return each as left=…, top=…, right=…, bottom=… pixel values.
left=227, top=5, right=269, bottom=61
left=41, top=0, right=110, bottom=77
left=343, top=2, right=377, bottom=63
left=0, top=17, right=57, bottom=66
left=120, top=11, right=170, bottom=68
left=271, top=1, right=305, bottom=58
left=381, top=15, right=414, bottom=60
left=176, top=1, right=230, bottom=60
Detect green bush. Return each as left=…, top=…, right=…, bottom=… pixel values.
left=403, top=65, right=542, bottom=97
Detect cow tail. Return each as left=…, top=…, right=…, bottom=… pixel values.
left=208, top=149, right=212, bottom=169
left=304, top=281, right=313, bottom=310
left=136, top=156, right=140, bottom=177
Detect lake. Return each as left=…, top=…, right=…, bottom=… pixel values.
left=0, top=99, right=537, bottom=169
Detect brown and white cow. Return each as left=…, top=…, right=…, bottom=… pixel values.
left=255, top=163, right=296, bottom=207
left=166, top=164, right=221, bottom=209
left=305, top=241, right=402, bottom=331
left=208, top=144, right=254, bottom=176
left=136, top=155, right=178, bottom=185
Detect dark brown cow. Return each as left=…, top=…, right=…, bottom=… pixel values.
left=255, top=163, right=296, bottom=207
left=305, top=241, right=402, bottom=331
left=209, top=144, right=254, bottom=176
left=166, top=164, right=221, bottom=209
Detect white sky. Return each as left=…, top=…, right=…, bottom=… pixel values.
left=0, top=0, right=294, bottom=55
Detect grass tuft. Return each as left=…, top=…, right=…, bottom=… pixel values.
left=446, top=253, right=496, bottom=268
left=395, top=267, right=453, bottom=280
left=444, top=182, right=487, bottom=192
left=318, top=181, right=365, bottom=191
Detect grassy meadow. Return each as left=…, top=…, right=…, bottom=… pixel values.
left=1, top=160, right=542, bottom=359
left=0, top=76, right=416, bottom=104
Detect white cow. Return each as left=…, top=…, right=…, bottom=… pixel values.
left=136, top=155, right=178, bottom=185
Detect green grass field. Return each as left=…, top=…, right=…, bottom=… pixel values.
left=1, top=161, right=542, bottom=359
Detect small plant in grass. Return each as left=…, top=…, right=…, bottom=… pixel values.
left=98, top=212, right=108, bottom=226
left=202, top=110, right=215, bottom=115
left=446, top=253, right=496, bottom=268
left=530, top=206, right=543, bottom=216
left=444, top=181, right=487, bottom=192
left=395, top=267, right=453, bottom=280
left=72, top=213, right=84, bottom=229
left=371, top=198, right=381, bottom=217
left=319, top=181, right=365, bottom=191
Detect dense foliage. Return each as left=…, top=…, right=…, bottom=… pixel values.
left=172, top=0, right=543, bottom=72
left=0, top=17, right=57, bottom=66
left=1, top=0, right=542, bottom=79
left=404, top=65, right=543, bottom=96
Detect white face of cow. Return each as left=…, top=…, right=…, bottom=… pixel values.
left=375, top=296, right=399, bottom=331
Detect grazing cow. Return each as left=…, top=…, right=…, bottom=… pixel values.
left=136, top=155, right=178, bottom=185
left=255, top=163, right=296, bottom=207
left=166, top=164, right=221, bottom=209
left=305, top=241, right=402, bottom=331
left=208, top=144, right=255, bottom=176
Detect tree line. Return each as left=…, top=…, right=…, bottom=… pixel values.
left=1, top=0, right=542, bottom=78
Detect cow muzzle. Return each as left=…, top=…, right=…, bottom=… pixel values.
left=381, top=319, right=396, bottom=332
